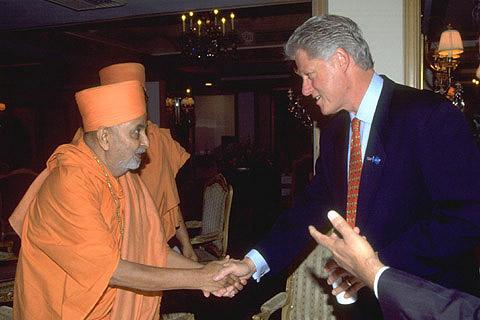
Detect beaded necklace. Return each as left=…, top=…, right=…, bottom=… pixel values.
left=93, top=156, right=124, bottom=241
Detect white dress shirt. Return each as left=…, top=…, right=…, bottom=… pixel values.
left=374, top=266, right=390, bottom=298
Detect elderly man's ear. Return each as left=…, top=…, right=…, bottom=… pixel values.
left=96, top=126, right=111, bottom=151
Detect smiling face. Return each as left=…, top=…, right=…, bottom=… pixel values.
left=104, top=114, right=149, bottom=177
left=295, top=49, right=348, bottom=115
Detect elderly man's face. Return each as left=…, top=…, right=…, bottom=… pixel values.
left=106, top=114, right=149, bottom=176
left=295, top=49, right=347, bottom=115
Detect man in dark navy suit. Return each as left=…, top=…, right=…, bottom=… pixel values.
left=216, top=15, right=480, bottom=318
left=310, top=210, right=480, bottom=320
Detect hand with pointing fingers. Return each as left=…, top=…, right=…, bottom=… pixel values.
left=308, top=210, right=384, bottom=289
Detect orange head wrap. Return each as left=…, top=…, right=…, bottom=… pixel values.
left=99, top=62, right=145, bottom=86
left=75, top=80, right=146, bottom=132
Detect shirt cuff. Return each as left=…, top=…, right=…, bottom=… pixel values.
left=373, top=266, right=390, bottom=298
left=245, top=249, right=270, bottom=282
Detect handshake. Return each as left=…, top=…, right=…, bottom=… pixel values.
left=198, top=210, right=375, bottom=300
left=197, top=255, right=256, bottom=298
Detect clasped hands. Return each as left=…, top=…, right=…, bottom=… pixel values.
left=201, top=255, right=255, bottom=298
left=200, top=256, right=250, bottom=298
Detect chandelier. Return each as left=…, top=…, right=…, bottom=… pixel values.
left=179, top=9, right=239, bottom=62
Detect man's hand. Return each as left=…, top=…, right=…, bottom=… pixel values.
left=308, top=210, right=384, bottom=289
left=181, top=243, right=199, bottom=262
left=213, top=257, right=256, bottom=283
left=200, top=257, right=245, bottom=298
left=325, top=259, right=366, bottom=298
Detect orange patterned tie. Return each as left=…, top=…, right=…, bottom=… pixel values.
left=346, top=117, right=362, bottom=227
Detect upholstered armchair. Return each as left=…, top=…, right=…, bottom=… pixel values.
left=0, top=306, right=12, bottom=320
left=185, top=174, right=233, bottom=262
left=161, top=312, right=194, bottom=320
left=0, top=169, right=37, bottom=308
left=0, top=168, right=37, bottom=242
left=252, top=244, right=337, bottom=320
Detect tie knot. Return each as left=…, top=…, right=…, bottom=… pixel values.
left=351, top=117, right=361, bottom=132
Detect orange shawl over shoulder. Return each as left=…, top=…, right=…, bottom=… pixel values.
left=109, top=172, right=167, bottom=320
left=139, top=122, right=190, bottom=240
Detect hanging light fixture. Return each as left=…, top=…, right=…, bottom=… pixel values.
left=179, top=9, right=239, bottom=63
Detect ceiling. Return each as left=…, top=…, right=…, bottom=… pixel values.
left=0, top=0, right=311, bottom=97
left=0, top=1, right=479, bottom=96
left=0, top=0, right=307, bottom=31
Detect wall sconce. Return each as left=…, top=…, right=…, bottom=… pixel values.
left=165, top=91, right=195, bottom=128
left=437, top=27, right=464, bottom=56
left=426, top=25, right=464, bottom=96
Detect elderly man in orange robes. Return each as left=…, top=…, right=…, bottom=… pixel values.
left=100, top=62, right=202, bottom=318
left=12, top=80, right=239, bottom=319
left=98, top=62, right=198, bottom=262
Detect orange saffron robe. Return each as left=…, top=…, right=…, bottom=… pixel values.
left=14, top=138, right=123, bottom=319
left=10, top=124, right=181, bottom=319
left=139, top=122, right=190, bottom=240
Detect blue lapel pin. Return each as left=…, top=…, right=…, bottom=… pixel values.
left=366, top=155, right=382, bottom=165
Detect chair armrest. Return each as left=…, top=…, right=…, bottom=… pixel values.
left=161, top=312, right=194, bottom=320
left=252, top=292, right=287, bottom=320
left=185, top=220, right=202, bottom=229
left=190, top=231, right=221, bottom=245
left=0, top=306, right=13, bottom=320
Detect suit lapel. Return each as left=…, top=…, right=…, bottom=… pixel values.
left=327, top=111, right=350, bottom=214
left=357, top=76, right=394, bottom=227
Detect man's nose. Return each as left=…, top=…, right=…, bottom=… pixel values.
left=301, top=78, right=313, bottom=96
left=141, top=132, right=150, bottom=149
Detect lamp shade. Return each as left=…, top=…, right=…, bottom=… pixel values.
left=438, top=28, right=463, bottom=57
left=476, top=64, right=480, bottom=79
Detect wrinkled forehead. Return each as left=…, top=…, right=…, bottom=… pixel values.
left=110, top=114, right=147, bottom=132
left=293, top=56, right=326, bottom=76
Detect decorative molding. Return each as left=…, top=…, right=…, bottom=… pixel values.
left=312, top=0, right=328, bottom=16
left=404, top=0, right=422, bottom=88
left=313, top=122, right=321, bottom=173
left=311, top=0, right=327, bottom=170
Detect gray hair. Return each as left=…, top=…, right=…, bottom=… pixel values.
left=285, top=15, right=374, bottom=70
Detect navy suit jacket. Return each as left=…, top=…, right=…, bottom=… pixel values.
left=378, top=267, right=480, bottom=319
left=255, top=76, right=480, bottom=294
